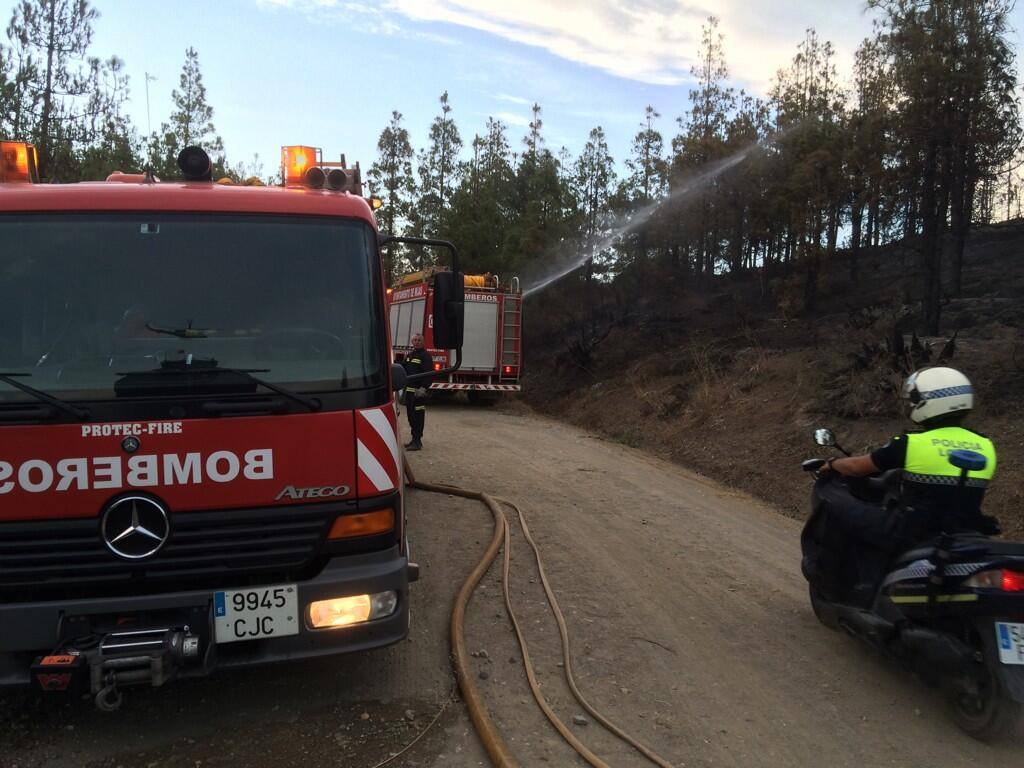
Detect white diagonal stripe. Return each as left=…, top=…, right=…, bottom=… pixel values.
left=358, top=439, right=394, bottom=492
left=361, top=408, right=399, bottom=475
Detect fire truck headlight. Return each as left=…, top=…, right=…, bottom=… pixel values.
left=328, top=508, right=394, bottom=539
left=306, top=591, right=398, bottom=629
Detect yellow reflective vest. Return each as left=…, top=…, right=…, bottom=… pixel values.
left=904, top=427, right=997, bottom=489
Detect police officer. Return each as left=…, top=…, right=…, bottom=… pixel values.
left=823, top=366, right=997, bottom=541
left=401, top=333, right=433, bottom=451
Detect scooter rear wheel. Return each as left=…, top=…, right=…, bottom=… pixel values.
left=948, top=665, right=1021, bottom=741
left=808, top=585, right=840, bottom=630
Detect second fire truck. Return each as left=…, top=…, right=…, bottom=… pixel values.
left=389, top=269, right=522, bottom=403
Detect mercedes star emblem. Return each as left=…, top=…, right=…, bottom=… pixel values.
left=101, top=496, right=170, bottom=560
left=121, top=436, right=141, bottom=453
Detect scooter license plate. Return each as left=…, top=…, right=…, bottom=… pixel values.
left=995, top=622, right=1024, bottom=665
left=214, top=584, right=299, bottom=644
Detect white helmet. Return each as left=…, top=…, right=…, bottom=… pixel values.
left=903, top=366, right=974, bottom=424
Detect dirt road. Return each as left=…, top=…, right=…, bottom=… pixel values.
left=2, top=405, right=1019, bottom=766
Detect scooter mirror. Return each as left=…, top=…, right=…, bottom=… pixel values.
left=814, top=428, right=836, bottom=447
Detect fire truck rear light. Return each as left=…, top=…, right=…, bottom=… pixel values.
left=307, top=590, right=397, bottom=629
left=433, top=362, right=442, bottom=371
left=328, top=508, right=395, bottom=540
left=282, top=145, right=319, bottom=185
left=1, top=141, right=37, bottom=183
left=503, top=366, right=514, bottom=375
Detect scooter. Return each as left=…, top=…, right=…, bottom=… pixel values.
left=801, top=427, right=1024, bottom=740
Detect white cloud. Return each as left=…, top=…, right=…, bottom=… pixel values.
left=495, top=93, right=531, bottom=105
left=383, top=0, right=874, bottom=94
left=387, top=0, right=705, bottom=85
left=257, top=1, right=877, bottom=95
left=256, top=0, right=403, bottom=36
left=493, top=110, right=531, bottom=127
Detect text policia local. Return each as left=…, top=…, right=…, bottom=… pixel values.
left=0, top=450, right=274, bottom=494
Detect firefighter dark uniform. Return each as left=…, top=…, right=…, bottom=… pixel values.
left=401, top=345, right=434, bottom=450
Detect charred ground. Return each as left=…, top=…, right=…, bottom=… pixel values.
left=523, top=222, right=1024, bottom=537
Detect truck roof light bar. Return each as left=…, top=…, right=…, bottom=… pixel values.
left=326, top=168, right=347, bottom=190
left=0, top=141, right=39, bottom=183
left=304, top=166, right=326, bottom=189
left=282, top=145, right=320, bottom=186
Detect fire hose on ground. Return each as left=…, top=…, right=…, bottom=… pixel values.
left=403, top=455, right=676, bottom=768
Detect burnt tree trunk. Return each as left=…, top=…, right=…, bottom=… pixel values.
left=919, top=141, right=944, bottom=335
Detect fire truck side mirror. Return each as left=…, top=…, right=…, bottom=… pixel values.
left=391, top=363, right=408, bottom=393
left=432, top=271, right=465, bottom=350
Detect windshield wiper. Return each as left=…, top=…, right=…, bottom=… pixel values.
left=146, top=320, right=216, bottom=339
left=221, top=367, right=322, bottom=412
left=0, top=373, right=90, bottom=421
left=116, top=361, right=321, bottom=412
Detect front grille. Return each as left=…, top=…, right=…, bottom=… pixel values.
left=0, top=502, right=343, bottom=600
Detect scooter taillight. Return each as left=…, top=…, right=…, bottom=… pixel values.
left=1002, top=570, right=1024, bottom=592
left=965, top=568, right=1024, bottom=591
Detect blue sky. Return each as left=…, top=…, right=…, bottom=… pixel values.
left=3, top=1, right=1023, bottom=179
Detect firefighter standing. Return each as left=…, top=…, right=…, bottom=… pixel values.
left=401, top=333, right=433, bottom=451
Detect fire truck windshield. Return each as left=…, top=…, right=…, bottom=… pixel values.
left=0, top=214, right=385, bottom=405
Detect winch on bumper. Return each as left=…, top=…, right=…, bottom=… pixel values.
left=0, top=547, right=415, bottom=708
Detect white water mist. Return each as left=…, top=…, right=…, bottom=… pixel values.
left=521, top=140, right=765, bottom=299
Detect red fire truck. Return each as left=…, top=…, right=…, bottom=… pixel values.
left=389, top=269, right=521, bottom=403
left=0, top=141, right=464, bottom=707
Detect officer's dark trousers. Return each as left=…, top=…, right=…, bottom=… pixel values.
left=406, top=392, right=426, bottom=442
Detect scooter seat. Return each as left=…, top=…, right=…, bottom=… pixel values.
left=893, top=533, right=1018, bottom=566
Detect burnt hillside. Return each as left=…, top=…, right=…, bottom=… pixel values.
left=522, top=221, right=1024, bottom=536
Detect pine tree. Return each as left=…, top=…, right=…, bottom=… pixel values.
left=5, top=0, right=100, bottom=179
left=445, top=117, right=516, bottom=273
left=770, top=28, right=846, bottom=310
left=416, top=90, right=462, bottom=237
left=76, top=55, right=140, bottom=180
left=872, top=0, right=1020, bottom=331
left=672, top=16, right=736, bottom=278
left=846, top=37, right=893, bottom=281
left=574, top=126, right=616, bottom=281
left=626, top=106, right=666, bottom=204
left=148, top=47, right=224, bottom=178
left=0, top=33, right=38, bottom=139
left=620, top=105, right=667, bottom=280
left=369, top=110, right=417, bottom=281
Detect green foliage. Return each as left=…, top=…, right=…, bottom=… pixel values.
left=368, top=110, right=417, bottom=281
left=147, top=47, right=224, bottom=179
left=416, top=90, right=462, bottom=239
left=1, top=0, right=141, bottom=180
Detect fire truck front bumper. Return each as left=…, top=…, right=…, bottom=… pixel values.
left=0, top=546, right=413, bottom=689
